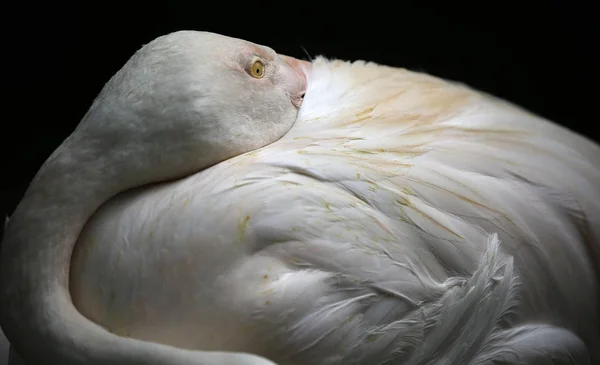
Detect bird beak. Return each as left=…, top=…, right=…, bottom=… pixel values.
left=280, top=55, right=312, bottom=108
left=280, top=55, right=311, bottom=86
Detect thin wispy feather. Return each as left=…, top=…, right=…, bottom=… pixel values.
left=300, top=45, right=313, bottom=61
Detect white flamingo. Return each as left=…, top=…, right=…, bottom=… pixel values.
left=1, top=30, right=599, bottom=365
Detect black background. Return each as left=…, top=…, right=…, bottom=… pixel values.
left=1, top=2, right=597, bottom=224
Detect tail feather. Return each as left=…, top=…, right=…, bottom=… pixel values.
left=338, top=234, right=523, bottom=365
left=470, top=325, right=590, bottom=365
left=405, top=234, right=521, bottom=364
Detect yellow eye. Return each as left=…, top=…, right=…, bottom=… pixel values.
left=250, top=60, right=265, bottom=78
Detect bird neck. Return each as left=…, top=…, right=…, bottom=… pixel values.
left=1, top=134, right=123, bottom=298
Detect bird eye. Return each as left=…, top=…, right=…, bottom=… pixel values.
left=250, top=60, right=265, bottom=79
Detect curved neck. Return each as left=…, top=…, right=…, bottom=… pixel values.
left=5, top=143, right=103, bottom=275
left=0, top=133, right=276, bottom=365
left=0, top=133, right=126, bottom=358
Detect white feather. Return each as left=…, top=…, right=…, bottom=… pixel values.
left=70, top=57, right=600, bottom=364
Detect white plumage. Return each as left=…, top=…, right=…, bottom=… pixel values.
left=68, top=57, right=600, bottom=364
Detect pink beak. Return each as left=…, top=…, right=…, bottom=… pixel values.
left=280, top=55, right=312, bottom=108
left=280, top=55, right=312, bottom=83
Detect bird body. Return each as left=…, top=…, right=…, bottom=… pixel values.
left=71, top=57, right=600, bottom=364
